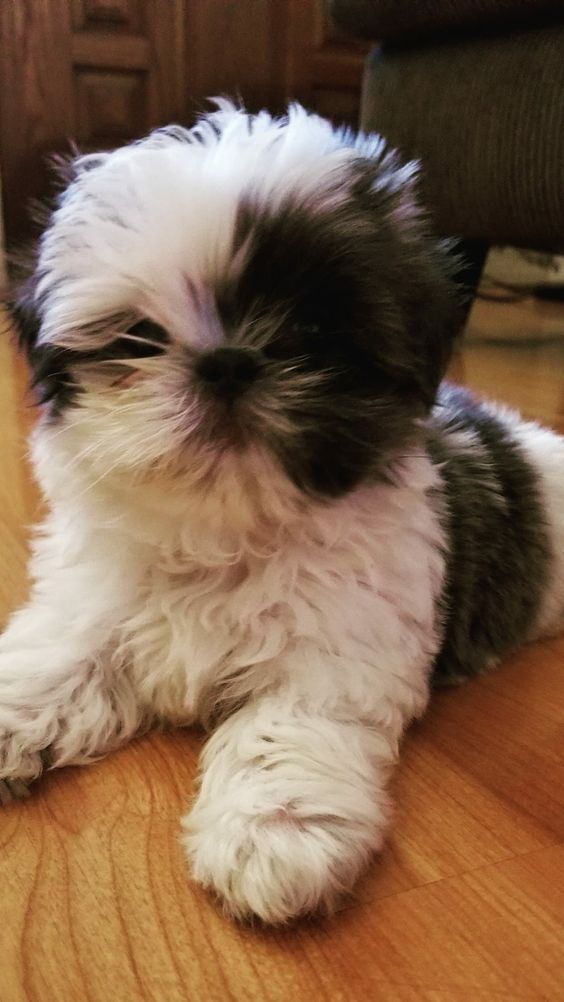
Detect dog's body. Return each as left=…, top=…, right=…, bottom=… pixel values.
left=2, top=103, right=563, bottom=923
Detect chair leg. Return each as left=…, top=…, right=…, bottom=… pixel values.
left=453, top=238, right=489, bottom=326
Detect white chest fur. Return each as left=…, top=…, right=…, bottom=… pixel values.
left=112, top=453, right=447, bottom=733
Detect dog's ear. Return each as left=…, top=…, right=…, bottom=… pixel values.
left=350, top=146, right=464, bottom=406
left=11, top=275, right=41, bottom=364
left=9, top=147, right=83, bottom=364
left=11, top=282, right=77, bottom=411
left=393, top=228, right=463, bottom=406
left=8, top=263, right=70, bottom=409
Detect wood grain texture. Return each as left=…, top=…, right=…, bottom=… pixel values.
left=184, top=0, right=288, bottom=115
left=1, top=300, right=563, bottom=1001
left=0, top=0, right=74, bottom=244
left=71, top=0, right=144, bottom=32
left=1, top=1, right=367, bottom=246
left=75, top=68, right=149, bottom=144
left=0, top=0, right=187, bottom=242
left=280, top=0, right=370, bottom=125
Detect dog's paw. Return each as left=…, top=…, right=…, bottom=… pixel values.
left=0, top=777, right=32, bottom=806
left=182, top=802, right=376, bottom=924
left=0, top=731, right=44, bottom=806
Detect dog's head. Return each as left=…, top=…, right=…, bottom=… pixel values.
left=16, top=102, right=460, bottom=500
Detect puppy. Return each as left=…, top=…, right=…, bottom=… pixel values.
left=2, top=102, right=564, bottom=924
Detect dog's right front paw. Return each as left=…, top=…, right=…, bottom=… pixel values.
left=0, top=777, right=31, bottom=806
left=0, top=730, right=44, bottom=806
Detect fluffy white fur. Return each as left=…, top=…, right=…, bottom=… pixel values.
left=1, top=433, right=445, bottom=922
left=1, top=103, right=563, bottom=924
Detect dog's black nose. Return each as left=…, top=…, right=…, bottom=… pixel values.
left=196, top=347, right=261, bottom=397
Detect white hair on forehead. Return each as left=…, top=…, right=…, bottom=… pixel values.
left=34, top=101, right=398, bottom=348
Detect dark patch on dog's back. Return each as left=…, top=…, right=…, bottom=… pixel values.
left=429, top=383, right=550, bottom=684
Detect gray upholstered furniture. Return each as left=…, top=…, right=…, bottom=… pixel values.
left=329, top=0, right=564, bottom=250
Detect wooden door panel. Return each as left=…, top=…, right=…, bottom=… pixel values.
left=75, top=69, right=148, bottom=144
left=70, top=1, right=187, bottom=147
left=282, top=1, right=370, bottom=124
left=0, top=0, right=187, bottom=245
left=0, top=0, right=74, bottom=246
left=72, top=0, right=145, bottom=33
left=184, top=0, right=289, bottom=115
left=0, top=1, right=367, bottom=248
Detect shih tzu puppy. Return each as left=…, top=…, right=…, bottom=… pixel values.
left=2, top=102, right=564, bottom=924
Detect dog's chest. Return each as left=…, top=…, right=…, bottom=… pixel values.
left=117, top=470, right=447, bottom=724
left=119, top=550, right=341, bottom=721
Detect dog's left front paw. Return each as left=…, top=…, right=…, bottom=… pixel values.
left=183, top=801, right=377, bottom=924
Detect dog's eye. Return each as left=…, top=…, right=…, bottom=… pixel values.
left=291, top=321, right=321, bottom=336
left=263, top=318, right=325, bottom=363
left=89, top=319, right=170, bottom=363
left=114, top=319, right=170, bottom=358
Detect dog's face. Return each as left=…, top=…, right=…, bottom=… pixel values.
left=17, top=102, right=459, bottom=500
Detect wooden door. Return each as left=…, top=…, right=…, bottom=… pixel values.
left=0, top=0, right=369, bottom=248
left=0, top=0, right=188, bottom=246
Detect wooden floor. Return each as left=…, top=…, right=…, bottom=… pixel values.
left=1, top=299, right=564, bottom=1002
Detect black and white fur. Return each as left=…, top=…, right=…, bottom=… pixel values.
left=2, top=102, right=564, bottom=923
